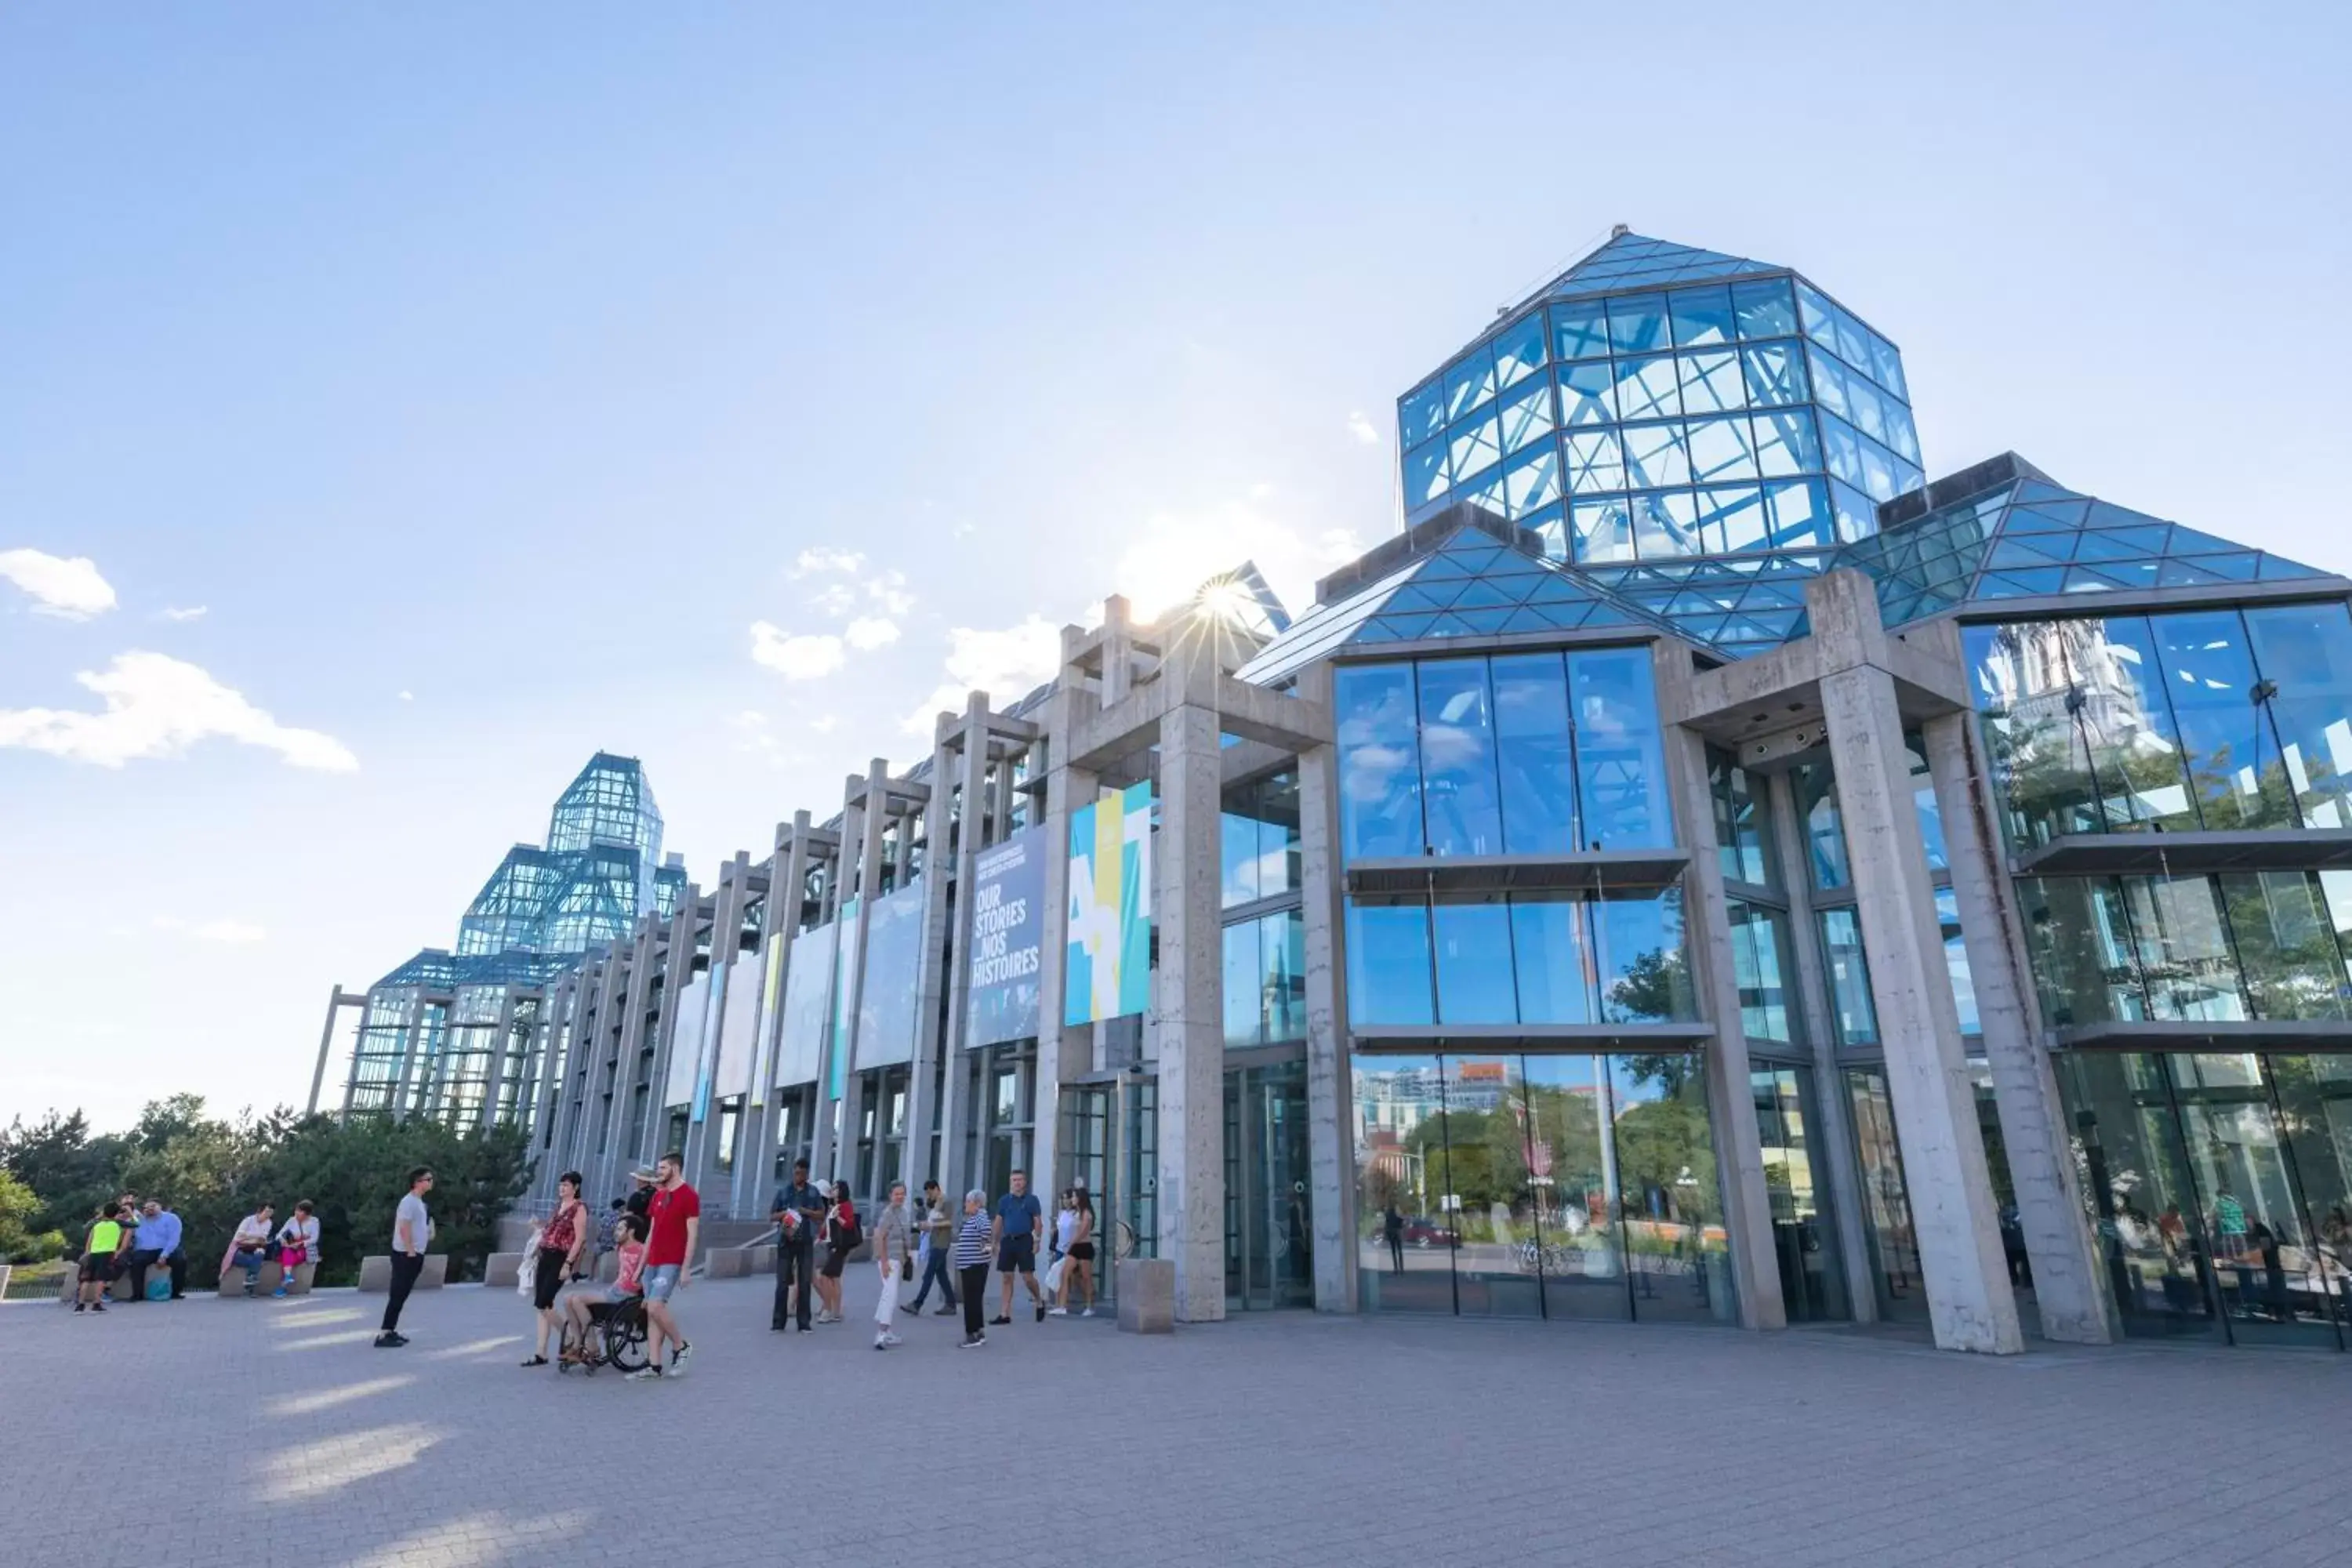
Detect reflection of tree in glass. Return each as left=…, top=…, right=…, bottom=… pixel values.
left=1607, top=947, right=1693, bottom=1024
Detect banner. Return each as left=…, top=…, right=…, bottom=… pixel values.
left=967, top=827, right=1045, bottom=1047
left=776, top=923, right=836, bottom=1088
left=1065, top=781, right=1152, bottom=1025
left=713, top=949, right=762, bottom=1102
left=666, top=972, right=710, bottom=1112
left=829, top=895, right=858, bottom=1100
left=854, top=880, right=924, bottom=1069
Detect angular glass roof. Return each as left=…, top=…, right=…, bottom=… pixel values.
left=1530, top=230, right=1781, bottom=308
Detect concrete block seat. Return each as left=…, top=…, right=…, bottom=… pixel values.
left=1116, top=1258, right=1174, bottom=1334
left=216, top=1260, right=317, bottom=1298
left=357, top=1254, right=448, bottom=1293
left=485, top=1251, right=524, bottom=1290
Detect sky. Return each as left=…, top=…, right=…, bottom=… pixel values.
left=3, top=4, right=2347, bottom=1133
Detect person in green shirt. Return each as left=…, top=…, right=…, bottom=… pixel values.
left=74, top=1203, right=133, bottom=1314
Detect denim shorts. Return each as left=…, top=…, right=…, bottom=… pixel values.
left=641, top=1264, right=681, bottom=1302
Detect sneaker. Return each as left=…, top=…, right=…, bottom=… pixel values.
left=92, top=1301, right=107, bottom=1313
left=797, top=1325, right=813, bottom=1334
left=373, top=1331, right=402, bottom=1348
left=933, top=1305, right=957, bottom=1316
left=272, top=1287, right=289, bottom=1299
left=1047, top=1306, right=1069, bottom=1317
left=670, top=1342, right=692, bottom=1377
left=1035, top=1302, right=1047, bottom=1323
left=958, top=1334, right=985, bottom=1348
left=880, top=1331, right=902, bottom=1346
left=873, top=1338, right=887, bottom=1351
left=73, top=1302, right=85, bottom=1314
left=1079, top=1307, right=1094, bottom=1318
left=626, top=1365, right=662, bottom=1381
left=989, top=1315, right=1011, bottom=1326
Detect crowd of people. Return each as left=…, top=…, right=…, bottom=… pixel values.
left=494, top=1152, right=1105, bottom=1378
left=71, top=1192, right=325, bottom=1312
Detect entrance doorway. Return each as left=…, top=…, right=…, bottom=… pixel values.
left=1224, top=1056, right=1313, bottom=1310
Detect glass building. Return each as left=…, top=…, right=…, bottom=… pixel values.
left=328, top=752, right=684, bottom=1127
left=322, top=231, right=2352, bottom=1353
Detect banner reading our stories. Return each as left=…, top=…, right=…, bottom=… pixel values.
left=1064, top=781, right=1152, bottom=1025
left=966, top=826, right=1044, bottom=1047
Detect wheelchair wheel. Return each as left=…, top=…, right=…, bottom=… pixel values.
left=606, top=1312, right=651, bottom=1373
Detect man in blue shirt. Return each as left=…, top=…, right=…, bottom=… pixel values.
left=989, top=1168, right=1047, bottom=1326
left=124, top=1200, right=186, bottom=1302
left=769, top=1160, right=827, bottom=1333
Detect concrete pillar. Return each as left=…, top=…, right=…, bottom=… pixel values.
left=583, top=942, right=637, bottom=1205
left=1154, top=698, right=1226, bottom=1322
left=1653, top=645, right=1788, bottom=1331
left=389, top=1003, right=428, bottom=1123
left=1031, top=742, right=1097, bottom=1210
left=1764, top=776, right=1880, bottom=1323
left=1293, top=666, right=1356, bottom=1312
left=638, top=898, right=697, bottom=1171
left=681, top=861, right=747, bottom=1200
left=905, top=722, right=961, bottom=1189
left=742, top=823, right=811, bottom=1214
left=307, top=988, right=346, bottom=1116
left=1816, top=622, right=2021, bottom=1352
left=1925, top=712, right=2116, bottom=1344
left=936, top=704, right=995, bottom=1196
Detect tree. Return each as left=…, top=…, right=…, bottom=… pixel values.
left=0, top=1168, right=64, bottom=1263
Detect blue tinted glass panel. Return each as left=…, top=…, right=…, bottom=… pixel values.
left=1751, top=408, right=1820, bottom=477
left=1345, top=902, right=1433, bottom=1025
left=1502, top=445, right=1562, bottom=519
left=1224, top=918, right=1261, bottom=1047
left=1832, top=309, right=1871, bottom=374
left=1608, top=292, right=1671, bottom=354
left=1687, top=417, right=1759, bottom=484
left=1792, top=760, right=1849, bottom=890
left=1884, top=403, right=1921, bottom=463
left=1726, top=902, right=1793, bottom=1043
left=1558, top=361, right=1617, bottom=426
left=1621, top=423, right=1689, bottom=488
left=1616, top=354, right=1681, bottom=422
left=1401, top=380, right=1446, bottom=445
left=1569, top=648, right=1670, bottom=848
left=1552, top=300, right=1610, bottom=361
left=1493, top=311, right=1547, bottom=390
left=1831, top=480, right=1878, bottom=543
left=2245, top=601, right=2352, bottom=829
left=1810, top=347, right=1849, bottom=419
left=1733, top=278, right=1798, bottom=339
left=1405, top=441, right=1448, bottom=506
left=1497, top=379, right=1555, bottom=454
left=1335, top=663, right=1424, bottom=859
left=1934, top=887, right=1977, bottom=1035
left=1632, top=492, right=1700, bottom=558
left=1564, top=429, right=1624, bottom=494
left=1445, top=351, right=1496, bottom=423
left=1571, top=497, right=1635, bottom=564
left=1906, top=733, right=1947, bottom=873
left=1433, top=899, right=1518, bottom=1024
left=2153, top=609, right=2290, bottom=830
left=1596, top=889, right=1692, bottom=1022
left=1765, top=480, right=1833, bottom=548
left=1742, top=342, right=1807, bottom=406
left=1699, top=485, right=1767, bottom=554
left=1417, top=659, right=1504, bottom=857
left=1265, top=909, right=1307, bottom=1043
left=1491, top=652, right=1576, bottom=854
left=1817, top=909, right=1876, bottom=1044
left=1510, top=898, right=1592, bottom=1023
left=1679, top=350, right=1745, bottom=414
left=1221, top=811, right=1262, bottom=908
left=1669, top=285, right=1736, bottom=347
left=1448, top=416, right=1501, bottom=481
left=1821, top=415, right=1863, bottom=485
left=1859, top=438, right=1898, bottom=503
left=1872, top=338, right=1907, bottom=402
left=1849, top=379, right=1887, bottom=443
left=1797, top=282, right=1836, bottom=350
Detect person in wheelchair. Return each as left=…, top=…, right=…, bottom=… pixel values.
left=561, top=1211, right=647, bottom=1365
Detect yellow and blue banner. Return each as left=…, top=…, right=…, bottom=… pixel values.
left=1065, top=782, right=1152, bottom=1025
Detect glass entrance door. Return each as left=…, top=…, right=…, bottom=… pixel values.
left=1224, top=1058, right=1314, bottom=1310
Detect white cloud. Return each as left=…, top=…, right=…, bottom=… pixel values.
left=1346, top=411, right=1381, bottom=445
left=1110, top=501, right=1364, bottom=622
left=750, top=621, right=844, bottom=681
left=791, top=546, right=865, bottom=577
left=154, top=915, right=267, bottom=945
left=845, top=616, right=900, bottom=651
left=0, top=651, right=358, bottom=771
left=0, top=548, right=116, bottom=619
left=160, top=604, right=209, bottom=622
left=865, top=569, right=916, bottom=616
left=397, top=690, right=415, bottom=702
left=811, top=583, right=859, bottom=617
left=899, top=613, right=1065, bottom=733
left=810, top=713, right=839, bottom=734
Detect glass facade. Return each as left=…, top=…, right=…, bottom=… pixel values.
left=1399, top=234, right=1922, bottom=563
left=1353, top=1051, right=1730, bottom=1322
left=1345, top=889, right=1693, bottom=1026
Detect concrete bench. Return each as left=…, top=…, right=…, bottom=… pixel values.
left=1116, top=1258, right=1174, bottom=1334
left=704, top=1249, right=753, bottom=1279
left=484, top=1251, right=524, bottom=1289
left=357, top=1254, right=448, bottom=1292
left=216, top=1260, right=315, bottom=1298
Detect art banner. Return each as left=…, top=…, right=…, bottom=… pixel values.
left=1064, top=781, right=1152, bottom=1025
left=967, top=826, right=1045, bottom=1047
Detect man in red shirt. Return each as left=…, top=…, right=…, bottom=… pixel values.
left=630, top=1150, right=699, bottom=1381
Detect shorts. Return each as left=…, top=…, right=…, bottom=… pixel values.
left=820, top=1247, right=848, bottom=1279
left=532, top=1249, right=568, bottom=1310
left=1068, top=1241, right=1095, bottom=1262
left=79, top=1253, right=117, bottom=1283
left=641, top=1264, right=681, bottom=1303
left=998, top=1235, right=1036, bottom=1274
left=586, top=1293, right=641, bottom=1325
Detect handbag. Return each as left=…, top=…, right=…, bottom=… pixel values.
left=1041, top=1253, right=1068, bottom=1294
left=517, top=1225, right=544, bottom=1298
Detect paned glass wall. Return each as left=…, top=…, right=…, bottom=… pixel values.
left=1334, top=649, right=1671, bottom=862
left=1709, top=749, right=1778, bottom=887
left=2018, top=869, right=2352, bottom=1029
left=1352, top=1052, right=1729, bottom=1322
left=1845, top=1067, right=1930, bottom=1323
left=1221, top=772, right=1301, bottom=909
left=2060, top=1051, right=2352, bottom=1346
left=1345, top=889, right=1694, bottom=1026
left=1752, top=1066, right=1849, bottom=1322
left=1966, top=601, right=2352, bottom=850
left=1399, top=274, right=1922, bottom=558
left=1221, top=909, right=1308, bottom=1048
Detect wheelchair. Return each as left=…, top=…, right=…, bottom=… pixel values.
left=557, top=1292, right=650, bottom=1375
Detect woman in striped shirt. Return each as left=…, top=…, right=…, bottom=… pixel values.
left=953, top=1189, right=993, bottom=1348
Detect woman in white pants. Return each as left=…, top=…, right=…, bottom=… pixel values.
left=870, top=1181, right=914, bottom=1351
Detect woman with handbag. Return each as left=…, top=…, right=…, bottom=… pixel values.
left=271, top=1200, right=321, bottom=1298
left=816, top=1182, right=858, bottom=1323
left=1051, top=1189, right=1097, bottom=1317
left=524, top=1171, right=589, bottom=1367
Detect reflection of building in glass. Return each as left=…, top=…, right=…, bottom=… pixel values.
left=305, top=231, right=2352, bottom=1353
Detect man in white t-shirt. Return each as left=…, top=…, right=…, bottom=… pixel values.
left=375, top=1167, right=434, bottom=1348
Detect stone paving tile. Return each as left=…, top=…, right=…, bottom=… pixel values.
left=6, top=1273, right=2351, bottom=1567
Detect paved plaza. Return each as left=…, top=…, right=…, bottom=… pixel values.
left=7, top=1272, right=2350, bottom=1567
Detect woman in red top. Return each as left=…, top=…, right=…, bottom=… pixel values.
left=816, top=1182, right=856, bottom=1323
left=524, top=1171, right=589, bottom=1367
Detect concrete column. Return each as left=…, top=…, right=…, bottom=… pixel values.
left=1820, top=657, right=2021, bottom=1354
left=1764, top=776, right=1879, bottom=1323
left=1653, top=646, right=1788, bottom=1331
left=681, top=862, right=746, bottom=1200
left=1925, top=712, right=2116, bottom=1344
left=307, top=988, right=346, bottom=1116
left=528, top=981, right=573, bottom=1167
left=583, top=943, right=636, bottom=1205
left=936, top=706, right=995, bottom=1196
left=1294, top=666, right=1356, bottom=1312
left=389, top=1003, right=428, bottom=1123
left=637, top=900, right=695, bottom=1171
left=1154, top=699, right=1226, bottom=1322
left=742, top=825, right=810, bottom=1214
left=1030, top=741, right=1097, bottom=1208
left=905, top=724, right=960, bottom=1189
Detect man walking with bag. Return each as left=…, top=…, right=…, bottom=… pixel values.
left=770, top=1158, right=825, bottom=1334
left=908, top=1179, right=959, bottom=1316
left=375, top=1167, right=433, bottom=1348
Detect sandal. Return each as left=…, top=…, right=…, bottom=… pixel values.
left=520, top=1354, right=549, bottom=1367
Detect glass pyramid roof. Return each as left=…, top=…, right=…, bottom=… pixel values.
left=1236, top=518, right=1690, bottom=686
left=1526, top=230, right=1782, bottom=309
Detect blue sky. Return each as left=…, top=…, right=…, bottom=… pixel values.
left=3, top=5, right=2346, bottom=1131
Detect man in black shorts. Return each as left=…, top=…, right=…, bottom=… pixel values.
left=989, top=1168, right=1047, bottom=1326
